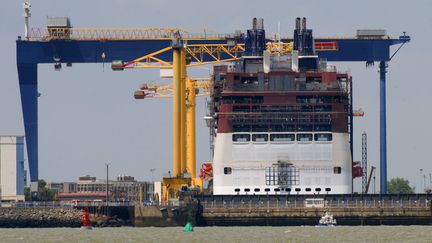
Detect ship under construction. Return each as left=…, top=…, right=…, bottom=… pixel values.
left=206, top=18, right=355, bottom=195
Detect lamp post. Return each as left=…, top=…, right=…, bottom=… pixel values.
left=150, top=168, right=156, bottom=183
left=105, top=163, right=111, bottom=204
left=420, top=169, right=424, bottom=193
left=429, top=173, right=432, bottom=191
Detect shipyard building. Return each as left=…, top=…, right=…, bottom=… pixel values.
left=0, top=136, right=26, bottom=201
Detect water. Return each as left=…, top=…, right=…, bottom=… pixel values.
left=0, top=226, right=431, bottom=242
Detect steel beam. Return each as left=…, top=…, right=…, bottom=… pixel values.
left=180, top=49, right=187, bottom=175
left=186, top=79, right=196, bottom=178
left=379, top=61, right=388, bottom=194
left=17, top=64, right=38, bottom=182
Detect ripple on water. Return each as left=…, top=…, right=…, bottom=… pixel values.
left=0, top=226, right=432, bottom=243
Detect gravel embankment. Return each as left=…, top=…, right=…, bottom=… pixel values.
left=0, top=208, right=82, bottom=228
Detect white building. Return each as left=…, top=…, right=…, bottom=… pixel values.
left=0, top=136, right=26, bottom=201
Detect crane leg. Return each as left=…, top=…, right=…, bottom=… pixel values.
left=186, top=78, right=196, bottom=179
left=180, top=49, right=187, bottom=176
left=172, top=44, right=182, bottom=177
left=379, top=61, right=387, bottom=194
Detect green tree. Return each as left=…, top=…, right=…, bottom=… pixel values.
left=387, top=177, right=415, bottom=194
left=30, top=179, right=56, bottom=201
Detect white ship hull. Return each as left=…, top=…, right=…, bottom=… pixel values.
left=212, top=132, right=352, bottom=195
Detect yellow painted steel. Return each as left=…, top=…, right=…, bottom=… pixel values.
left=124, top=43, right=245, bottom=69
left=266, top=42, right=294, bottom=54
left=180, top=49, right=187, bottom=175
left=137, top=77, right=211, bottom=201
left=172, top=47, right=182, bottom=178
left=124, top=41, right=338, bottom=69
left=186, top=78, right=197, bottom=178
left=124, top=41, right=341, bottom=70
left=161, top=177, right=191, bottom=202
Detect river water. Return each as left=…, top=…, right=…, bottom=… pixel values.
left=0, top=226, right=431, bottom=242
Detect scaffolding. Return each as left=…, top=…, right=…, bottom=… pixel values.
left=362, top=132, right=368, bottom=193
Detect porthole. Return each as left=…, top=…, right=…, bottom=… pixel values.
left=224, top=167, right=232, bottom=175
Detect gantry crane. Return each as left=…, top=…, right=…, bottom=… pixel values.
left=17, top=11, right=409, bottom=195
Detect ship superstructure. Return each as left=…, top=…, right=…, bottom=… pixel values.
left=208, top=18, right=353, bottom=195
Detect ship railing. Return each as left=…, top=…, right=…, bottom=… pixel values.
left=227, top=113, right=333, bottom=124
left=201, top=198, right=431, bottom=210
left=223, top=83, right=345, bottom=92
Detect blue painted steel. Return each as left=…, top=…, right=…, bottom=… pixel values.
left=16, top=136, right=25, bottom=195
left=15, top=35, right=409, bottom=183
left=16, top=39, right=230, bottom=64
left=17, top=38, right=409, bottom=65
left=379, top=61, right=387, bottom=194
left=17, top=64, right=38, bottom=182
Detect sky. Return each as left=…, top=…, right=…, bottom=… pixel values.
left=0, top=0, right=431, bottom=193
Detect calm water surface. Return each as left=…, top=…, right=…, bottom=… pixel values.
left=1, top=226, right=431, bottom=243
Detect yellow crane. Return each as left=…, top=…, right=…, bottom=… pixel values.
left=113, top=38, right=245, bottom=201
left=134, top=77, right=211, bottom=201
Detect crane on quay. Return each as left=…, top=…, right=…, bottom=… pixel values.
left=16, top=4, right=410, bottom=196
left=133, top=77, right=212, bottom=201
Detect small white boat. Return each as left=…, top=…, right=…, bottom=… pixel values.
left=317, top=212, right=337, bottom=226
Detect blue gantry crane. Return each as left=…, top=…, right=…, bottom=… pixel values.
left=15, top=10, right=409, bottom=194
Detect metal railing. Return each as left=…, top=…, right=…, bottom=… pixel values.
left=1, top=201, right=135, bottom=208
left=201, top=198, right=432, bottom=210
left=26, top=27, right=236, bottom=41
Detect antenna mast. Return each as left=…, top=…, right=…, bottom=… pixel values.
left=23, top=1, right=31, bottom=39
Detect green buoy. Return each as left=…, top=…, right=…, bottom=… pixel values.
left=184, top=222, right=193, bottom=232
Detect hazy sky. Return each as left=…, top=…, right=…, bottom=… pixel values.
left=1, top=0, right=431, bottom=193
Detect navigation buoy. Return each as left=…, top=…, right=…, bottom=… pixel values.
left=184, top=222, right=193, bottom=232
left=81, top=207, right=92, bottom=229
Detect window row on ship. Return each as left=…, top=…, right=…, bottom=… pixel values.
left=231, top=132, right=333, bottom=143
left=232, top=187, right=333, bottom=193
